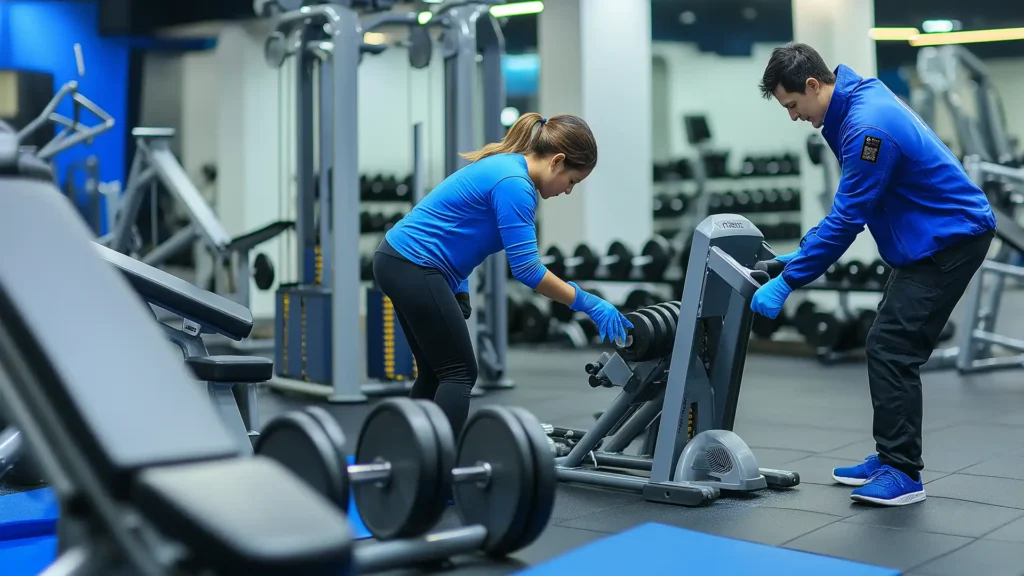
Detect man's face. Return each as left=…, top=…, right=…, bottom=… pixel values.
left=774, top=78, right=828, bottom=129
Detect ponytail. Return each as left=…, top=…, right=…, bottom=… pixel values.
left=460, top=112, right=545, bottom=162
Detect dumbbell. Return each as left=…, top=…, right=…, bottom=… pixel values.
left=256, top=398, right=556, bottom=570
left=616, top=300, right=681, bottom=362
left=732, top=190, right=752, bottom=213
left=558, top=237, right=674, bottom=281
left=762, top=188, right=781, bottom=211
left=747, top=189, right=766, bottom=212
left=868, top=258, right=891, bottom=285
left=623, top=288, right=659, bottom=311
left=751, top=309, right=786, bottom=339
left=844, top=260, right=871, bottom=285
left=508, top=293, right=549, bottom=343
left=824, top=262, right=845, bottom=283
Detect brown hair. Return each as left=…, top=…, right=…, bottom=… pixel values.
left=460, top=112, right=597, bottom=171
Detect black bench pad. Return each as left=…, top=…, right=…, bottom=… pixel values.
left=96, top=244, right=254, bottom=341
left=186, top=355, right=274, bottom=384
left=132, top=457, right=353, bottom=575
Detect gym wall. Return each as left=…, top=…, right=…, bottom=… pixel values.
left=0, top=0, right=129, bottom=192
left=651, top=42, right=813, bottom=171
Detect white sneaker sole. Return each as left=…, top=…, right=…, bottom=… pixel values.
left=832, top=473, right=869, bottom=487
left=850, top=490, right=927, bottom=506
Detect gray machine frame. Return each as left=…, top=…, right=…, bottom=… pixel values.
left=434, top=1, right=512, bottom=389
left=266, top=4, right=429, bottom=401
left=924, top=156, right=1024, bottom=373
left=554, top=215, right=800, bottom=505
left=97, top=128, right=293, bottom=317
left=915, top=45, right=1015, bottom=164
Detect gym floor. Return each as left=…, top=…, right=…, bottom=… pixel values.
left=258, top=292, right=1024, bottom=576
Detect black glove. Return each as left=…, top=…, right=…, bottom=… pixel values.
left=455, top=292, right=472, bottom=320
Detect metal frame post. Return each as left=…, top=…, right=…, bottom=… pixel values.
left=441, top=4, right=512, bottom=389
left=296, top=46, right=317, bottom=285
left=327, top=6, right=368, bottom=403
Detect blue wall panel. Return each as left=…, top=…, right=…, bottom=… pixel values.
left=0, top=1, right=129, bottom=193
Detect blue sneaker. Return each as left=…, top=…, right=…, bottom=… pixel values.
left=832, top=454, right=882, bottom=486
left=851, top=465, right=926, bottom=506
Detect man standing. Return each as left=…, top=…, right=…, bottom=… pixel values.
left=752, top=42, right=995, bottom=506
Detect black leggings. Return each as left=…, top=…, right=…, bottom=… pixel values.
left=372, top=249, right=477, bottom=438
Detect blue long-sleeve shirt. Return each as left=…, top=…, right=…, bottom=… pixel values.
left=782, top=65, right=996, bottom=289
left=383, top=153, right=548, bottom=293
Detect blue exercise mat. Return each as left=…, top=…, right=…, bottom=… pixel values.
left=0, top=489, right=59, bottom=541
left=516, top=523, right=901, bottom=576
left=0, top=535, right=58, bottom=576
left=346, top=454, right=371, bottom=539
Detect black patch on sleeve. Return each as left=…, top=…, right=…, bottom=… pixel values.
left=860, top=135, right=882, bottom=163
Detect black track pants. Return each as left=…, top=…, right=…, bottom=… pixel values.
left=867, top=230, right=993, bottom=477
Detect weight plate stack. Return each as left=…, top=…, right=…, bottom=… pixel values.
left=410, top=400, right=457, bottom=531
left=503, top=407, right=557, bottom=553
left=355, top=399, right=441, bottom=539
left=454, top=407, right=537, bottom=556
left=254, top=410, right=350, bottom=512
left=619, top=311, right=655, bottom=362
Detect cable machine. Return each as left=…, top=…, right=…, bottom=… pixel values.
left=432, top=1, right=513, bottom=390
left=262, top=1, right=430, bottom=401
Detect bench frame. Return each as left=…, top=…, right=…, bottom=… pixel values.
left=161, top=317, right=260, bottom=453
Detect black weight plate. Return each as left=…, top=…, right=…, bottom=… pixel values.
left=454, top=406, right=536, bottom=557
left=635, top=308, right=666, bottom=361
left=519, top=301, right=549, bottom=343
left=606, top=241, right=634, bottom=280
left=810, top=312, right=841, bottom=348
left=572, top=244, right=599, bottom=279
left=502, top=407, right=557, bottom=554
left=650, top=303, right=679, bottom=355
left=354, top=398, right=441, bottom=539
left=255, top=411, right=349, bottom=510
left=626, top=311, right=656, bottom=360
left=549, top=301, right=574, bottom=323
left=301, top=406, right=351, bottom=513
left=623, top=289, right=658, bottom=311
left=544, top=246, right=566, bottom=279
left=640, top=236, right=672, bottom=281
left=410, top=399, right=456, bottom=531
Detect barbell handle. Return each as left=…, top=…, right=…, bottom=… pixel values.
left=451, top=462, right=492, bottom=486
left=348, top=461, right=392, bottom=484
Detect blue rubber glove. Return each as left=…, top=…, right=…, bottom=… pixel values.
left=568, top=282, right=633, bottom=344
left=774, top=250, right=800, bottom=264
left=751, top=276, right=793, bottom=319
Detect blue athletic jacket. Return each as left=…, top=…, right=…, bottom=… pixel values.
left=383, top=153, right=547, bottom=293
left=782, top=65, right=996, bottom=289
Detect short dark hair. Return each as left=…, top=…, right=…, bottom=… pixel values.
left=759, top=42, right=836, bottom=100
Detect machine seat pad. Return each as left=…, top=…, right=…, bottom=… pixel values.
left=132, top=457, right=353, bottom=575
left=95, top=244, right=254, bottom=341
left=186, top=355, right=273, bottom=384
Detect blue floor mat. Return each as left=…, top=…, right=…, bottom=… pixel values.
left=0, top=535, right=58, bottom=576
left=0, top=489, right=58, bottom=541
left=516, top=522, right=902, bottom=576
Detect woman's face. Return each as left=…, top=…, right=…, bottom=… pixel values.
left=538, top=154, right=592, bottom=199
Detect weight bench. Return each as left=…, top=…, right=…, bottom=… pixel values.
left=0, top=175, right=352, bottom=573
left=97, top=244, right=272, bottom=453
left=924, top=206, right=1024, bottom=373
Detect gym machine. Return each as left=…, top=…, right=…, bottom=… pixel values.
left=924, top=156, right=1024, bottom=373
left=552, top=214, right=801, bottom=506
left=915, top=45, right=1015, bottom=164
left=261, top=1, right=432, bottom=400
left=97, top=127, right=292, bottom=323
left=427, top=1, right=514, bottom=390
